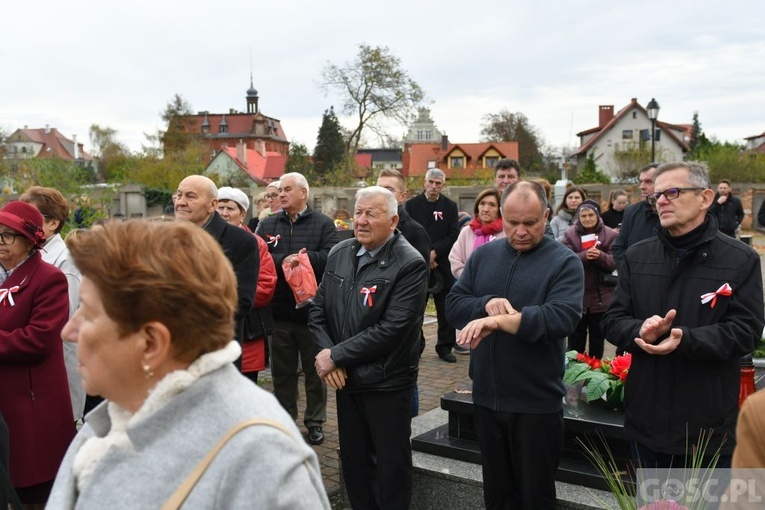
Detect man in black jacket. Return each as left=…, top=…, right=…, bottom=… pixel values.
left=612, top=163, right=660, bottom=265
left=256, top=172, right=338, bottom=445
left=405, top=168, right=461, bottom=362
left=708, top=179, right=744, bottom=237
left=311, top=186, right=428, bottom=510
left=602, top=162, right=764, bottom=469
left=173, top=175, right=259, bottom=364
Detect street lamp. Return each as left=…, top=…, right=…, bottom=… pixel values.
left=646, top=98, right=660, bottom=163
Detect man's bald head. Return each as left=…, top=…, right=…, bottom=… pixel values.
left=173, top=175, right=219, bottom=226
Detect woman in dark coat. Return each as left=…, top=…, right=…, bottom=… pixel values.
left=0, top=201, right=74, bottom=505
left=562, top=199, right=617, bottom=358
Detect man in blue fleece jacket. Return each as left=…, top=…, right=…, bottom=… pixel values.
left=447, top=181, right=583, bottom=510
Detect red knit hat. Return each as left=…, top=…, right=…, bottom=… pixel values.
left=0, top=201, right=46, bottom=248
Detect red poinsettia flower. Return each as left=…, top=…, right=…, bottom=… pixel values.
left=576, top=352, right=602, bottom=370
left=609, top=352, right=632, bottom=382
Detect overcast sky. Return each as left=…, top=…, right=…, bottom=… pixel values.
left=2, top=0, right=763, bottom=157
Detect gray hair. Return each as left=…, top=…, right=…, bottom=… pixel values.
left=280, top=172, right=310, bottom=197
left=266, top=181, right=280, bottom=191
left=655, top=161, right=710, bottom=189
left=355, top=186, right=398, bottom=220
left=425, top=168, right=446, bottom=182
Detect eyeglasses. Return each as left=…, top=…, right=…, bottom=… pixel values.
left=0, top=231, right=23, bottom=245
left=646, top=187, right=703, bottom=206
left=381, top=186, right=401, bottom=194
left=266, top=193, right=279, bottom=200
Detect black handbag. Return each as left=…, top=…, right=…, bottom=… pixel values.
left=244, top=307, right=274, bottom=341
left=599, top=269, right=618, bottom=287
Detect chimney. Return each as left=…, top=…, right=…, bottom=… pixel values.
left=237, top=140, right=247, bottom=166
left=229, top=108, right=237, bottom=115
left=441, top=134, right=449, bottom=151
left=73, top=134, right=80, bottom=159
left=256, top=140, right=266, bottom=157
left=599, top=106, right=614, bottom=127
left=45, top=124, right=51, bottom=134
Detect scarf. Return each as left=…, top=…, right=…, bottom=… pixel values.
left=470, top=216, right=503, bottom=250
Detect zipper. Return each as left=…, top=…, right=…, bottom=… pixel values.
left=490, top=250, right=521, bottom=410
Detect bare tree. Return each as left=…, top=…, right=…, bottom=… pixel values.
left=321, top=44, right=425, bottom=161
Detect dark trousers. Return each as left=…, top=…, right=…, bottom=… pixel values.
left=433, top=273, right=456, bottom=354
left=337, top=388, right=414, bottom=510
left=473, top=404, right=563, bottom=510
left=271, top=320, right=326, bottom=428
left=568, top=312, right=605, bottom=359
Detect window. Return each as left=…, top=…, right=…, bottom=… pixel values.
left=424, top=130, right=432, bottom=140
left=416, top=130, right=424, bottom=140
left=632, top=112, right=637, bottom=119
left=640, top=129, right=661, bottom=141
left=622, top=130, right=633, bottom=140
left=219, top=124, right=228, bottom=134
left=485, top=156, right=499, bottom=168
left=450, top=156, right=464, bottom=168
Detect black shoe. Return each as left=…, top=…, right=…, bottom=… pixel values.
left=453, top=345, right=470, bottom=355
left=438, top=351, right=457, bottom=363
left=307, top=426, right=325, bottom=445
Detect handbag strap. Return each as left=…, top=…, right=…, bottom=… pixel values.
left=162, top=418, right=295, bottom=510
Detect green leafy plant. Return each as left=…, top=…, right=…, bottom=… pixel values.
left=564, top=351, right=631, bottom=410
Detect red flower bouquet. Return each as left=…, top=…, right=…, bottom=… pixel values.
left=564, top=351, right=632, bottom=411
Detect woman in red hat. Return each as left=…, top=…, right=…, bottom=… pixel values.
left=0, top=200, right=74, bottom=506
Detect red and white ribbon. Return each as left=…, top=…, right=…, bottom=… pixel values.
left=360, top=285, right=377, bottom=307
left=433, top=211, right=443, bottom=221
left=700, top=283, right=733, bottom=308
left=266, top=234, right=280, bottom=247
left=0, top=286, right=20, bottom=307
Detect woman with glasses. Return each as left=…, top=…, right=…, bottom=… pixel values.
left=260, top=181, right=281, bottom=220
left=0, top=201, right=74, bottom=506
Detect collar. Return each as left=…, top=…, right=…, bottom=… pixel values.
left=286, top=205, right=309, bottom=222
left=357, top=232, right=395, bottom=258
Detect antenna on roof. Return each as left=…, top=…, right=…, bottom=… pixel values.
left=249, top=46, right=253, bottom=89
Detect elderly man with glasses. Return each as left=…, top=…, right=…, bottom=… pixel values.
left=602, top=161, right=764, bottom=470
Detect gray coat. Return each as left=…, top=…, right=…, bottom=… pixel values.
left=41, top=233, right=85, bottom=421
left=47, top=364, right=330, bottom=509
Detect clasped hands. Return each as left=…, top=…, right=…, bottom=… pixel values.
left=315, top=348, right=347, bottom=390
left=635, top=309, right=682, bottom=355
left=456, top=297, right=519, bottom=351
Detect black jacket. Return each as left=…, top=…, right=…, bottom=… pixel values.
left=204, top=212, right=259, bottom=342
left=404, top=193, right=459, bottom=279
left=256, top=206, right=338, bottom=324
left=759, top=200, right=765, bottom=228
left=309, top=233, right=428, bottom=393
left=396, top=205, right=430, bottom=264
left=612, top=201, right=660, bottom=265
left=602, top=216, right=764, bottom=455
left=709, top=194, right=744, bottom=235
